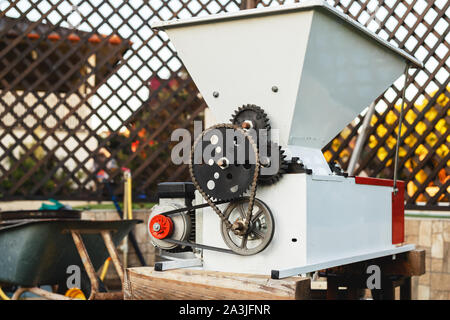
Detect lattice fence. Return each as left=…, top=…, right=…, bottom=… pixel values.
left=311, top=0, right=449, bottom=210
left=0, top=0, right=448, bottom=209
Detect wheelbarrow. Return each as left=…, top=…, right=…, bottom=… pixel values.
left=0, top=210, right=142, bottom=300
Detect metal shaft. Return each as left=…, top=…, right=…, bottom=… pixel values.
left=393, top=64, right=410, bottom=194
left=347, top=102, right=376, bottom=176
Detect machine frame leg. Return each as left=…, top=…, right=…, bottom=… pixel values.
left=154, top=258, right=203, bottom=271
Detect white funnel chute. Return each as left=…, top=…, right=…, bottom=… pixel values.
left=152, top=1, right=421, bottom=174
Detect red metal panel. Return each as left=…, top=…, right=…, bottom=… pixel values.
left=354, top=176, right=394, bottom=187
left=391, top=182, right=405, bottom=244
left=355, top=177, right=405, bottom=244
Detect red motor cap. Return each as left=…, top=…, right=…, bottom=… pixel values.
left=149, top=215, right=174, bottom=240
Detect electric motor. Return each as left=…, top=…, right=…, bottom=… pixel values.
left=147, top=182, right=196, bottom=252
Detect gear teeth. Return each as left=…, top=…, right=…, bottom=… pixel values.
left=230, top=104, right=271, bottom=131
left=257, top=143, right=288, bottom=186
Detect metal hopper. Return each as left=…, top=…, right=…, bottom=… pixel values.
left=152, top=0, right=421, bottom=174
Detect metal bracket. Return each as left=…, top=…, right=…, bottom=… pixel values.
left=154, top=258, right=203, bottom=272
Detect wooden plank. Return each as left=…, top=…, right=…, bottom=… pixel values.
left=405, top=249, right=426, bottom=276
left=124, top=267, right=310, bottom=300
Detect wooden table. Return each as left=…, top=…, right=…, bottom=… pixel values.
left=124, top=249, right=425, bottom=300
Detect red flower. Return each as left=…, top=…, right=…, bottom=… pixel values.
left=149, top=77, right=161, bottom=90
left=131, top=140, right=139, bottom=152
left=169, top=78, right=179, bottom=90
left=138, top=128, right=146, bottom=138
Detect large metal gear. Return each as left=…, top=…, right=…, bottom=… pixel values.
left=220, top=197, right=274, bottom=255
left=258, top=143, right=288, bottom=186
left=190, top=124, right=259, bottom=201
left=188, top=117, right=280, bottom=255
left=231, top=104, right=270, bottom=131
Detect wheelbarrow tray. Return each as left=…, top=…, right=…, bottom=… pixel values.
left=0, top=219, right=141, bottom=287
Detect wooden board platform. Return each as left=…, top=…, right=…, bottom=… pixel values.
left=124, top=267, right=311, bottom=300
left=124, top=249, right=425, bottom=300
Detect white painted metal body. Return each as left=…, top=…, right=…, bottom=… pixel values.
left=198, top=174, right=413, bottom=276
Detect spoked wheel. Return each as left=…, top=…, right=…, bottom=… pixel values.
left=220, top=197, right=274, bottom=255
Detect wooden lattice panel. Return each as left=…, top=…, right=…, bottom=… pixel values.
left=0, top=0, right=448, bottom=209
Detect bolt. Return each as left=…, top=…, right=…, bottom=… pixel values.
left=271, top=86, right=278, bottom=93
left=152, top=222, right=161, bottom=232
left=241, top=120, right=253, bottom=130
left=217, top=157, right=229, bottom=169
left=231, top=220, right=248, bottom=236
left=213, top=91, right=219, bottom=98
left=260, top=157, right=271, bottom=167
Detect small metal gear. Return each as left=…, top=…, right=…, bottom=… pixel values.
left=231, top=104, right=270, bottom=131
left=191, top=125, right=258, bottom=201
left=258, top=143, right=288, bottom=186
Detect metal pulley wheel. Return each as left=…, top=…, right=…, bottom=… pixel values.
left=148, top=203, right=192, bottom=251
left=220, top=197, right=274, bottom=255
